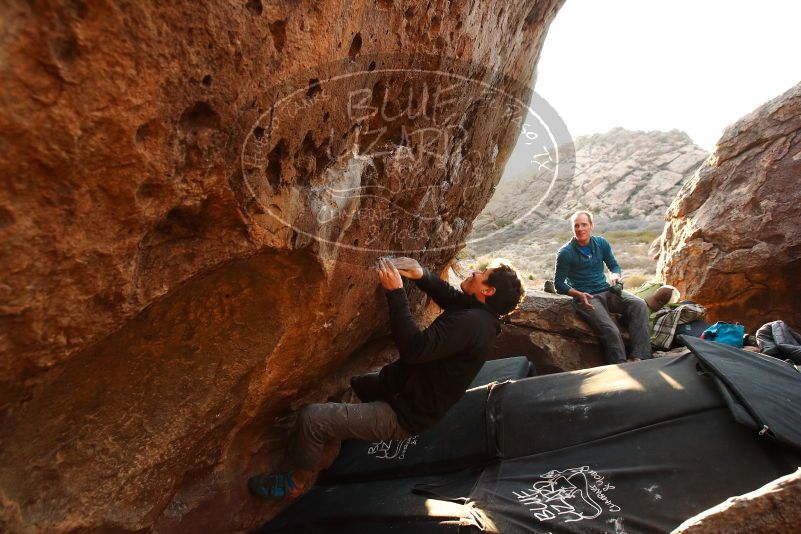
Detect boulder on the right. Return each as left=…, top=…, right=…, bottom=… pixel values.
left=673, top=468, right=801, bottom=534
left=657, top=82, right=801, bottom=332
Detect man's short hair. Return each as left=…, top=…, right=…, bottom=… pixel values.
left=486, top=263, right=526, bottom=316
left=570, top=210, right=594, bottom=225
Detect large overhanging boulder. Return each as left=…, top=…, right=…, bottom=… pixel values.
left=657, top=82, right=801, bottom=332
left=0, top=1, right=565, bottom=531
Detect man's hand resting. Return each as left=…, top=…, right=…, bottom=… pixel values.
left=568, top=288, right=595, bottom=310
left=376, top=257, right=403, bottom=290
left=390, top=257, right=424, bottom=280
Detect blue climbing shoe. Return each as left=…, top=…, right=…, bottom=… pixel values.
left=248, top=471, right=298, bottom=499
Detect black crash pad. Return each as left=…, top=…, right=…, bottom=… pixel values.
left=416, top=408, right=801, bottom=533
left=494, top=354, right=724, bottom=459
left=320, top=357, right=532, bottom=484
left=682, top=335, right=801, bottom=451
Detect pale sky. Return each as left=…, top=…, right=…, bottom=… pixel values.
left=504, top=0, right=801, bottom=176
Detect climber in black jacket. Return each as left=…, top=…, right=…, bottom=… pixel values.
left=248, top=256, right=525, bottom=500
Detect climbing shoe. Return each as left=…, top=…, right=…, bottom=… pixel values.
left=248, top=471, right=298, bottom=500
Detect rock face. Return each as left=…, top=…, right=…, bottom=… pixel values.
left=492, top=290, right=691, bottom=372
left=673, top=468, right=801, bottom=534
left=567, top=128, right=708, bottom=220
left=658, top=83, right=801, bottom=332
left=0, top=1, right=564, bottom=532
left=474, top=127, right=708, bottom=234
left=466, top=128, right=707, bottom=284
left=493, top=291, right=607, bottom=373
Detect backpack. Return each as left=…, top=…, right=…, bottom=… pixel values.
left=701, top=322, right=745, bottom=348
left=650, top=302, right=706, bottom=350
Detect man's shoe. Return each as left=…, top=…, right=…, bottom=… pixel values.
left=248, top=472, right=298, bottom=500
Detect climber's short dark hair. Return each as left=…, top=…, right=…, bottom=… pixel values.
left=486, top=263, right=526, bottom=316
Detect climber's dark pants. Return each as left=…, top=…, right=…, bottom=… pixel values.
left=288, top=401, right=412, bottom=471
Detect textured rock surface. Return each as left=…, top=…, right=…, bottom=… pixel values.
left=0, top=1, right=564, bottom=532
left=466, top=128, right=706, bottom=284
left=673, top=469, right=801, bottom=534
left=494, top=291, right=606, bottom=373
left=473, top=127, right=707, bottom=235
left=492, top=290, right=688, bottom=372
left=657, top=83, right=801, bottom=332
left=566, top=128, right=707, bottom=220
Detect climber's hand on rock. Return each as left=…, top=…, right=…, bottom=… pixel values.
left=391, top=257, right=423, bottom=280
left=376, top=257, right=403, bottom=291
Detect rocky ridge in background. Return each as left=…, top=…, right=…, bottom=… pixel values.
left=474, top=127, right=708, bottom=236
left=464, top=128, right=707, bottom=282
left=658, top=82, right=801, bottom=332
left=0, top=1, right=565, bottom=531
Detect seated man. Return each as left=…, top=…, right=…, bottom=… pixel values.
left=248, top=256, right=525, bottom=499
left=553, top=210, right=651, bottom=364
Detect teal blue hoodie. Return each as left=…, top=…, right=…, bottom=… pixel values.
left=554, top=236, right=621, bottom=295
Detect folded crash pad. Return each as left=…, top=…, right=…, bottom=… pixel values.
left=259, top=469, right=480, bottom=533
left=415, top=409, right=801, bottom=533
left=682, top=335, right=801, bottom=450
left=265, top=348, right=801, bottom=533
left=494, top=354, right=725, bottom=459
left=468, top=356, right=534, bottom=388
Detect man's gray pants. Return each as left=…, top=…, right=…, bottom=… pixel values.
left=574, top=290, right=652, bottom=364
left=288, top=401, right=411, bottom=471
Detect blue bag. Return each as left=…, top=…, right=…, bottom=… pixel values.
left=701, top=321, right=745, bottom=348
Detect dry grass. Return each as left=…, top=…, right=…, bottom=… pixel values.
left=604, top=229, right=661, bottom=244
left=624, top=273, right=650, bottom=289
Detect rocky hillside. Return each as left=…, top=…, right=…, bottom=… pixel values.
left=566, top=128, right=708, bottom=219
left=475, top=127, right=708, bottom=233
left=0, top=1, right=565, bottom=532
left=464, top=128, right=707, bottom=283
